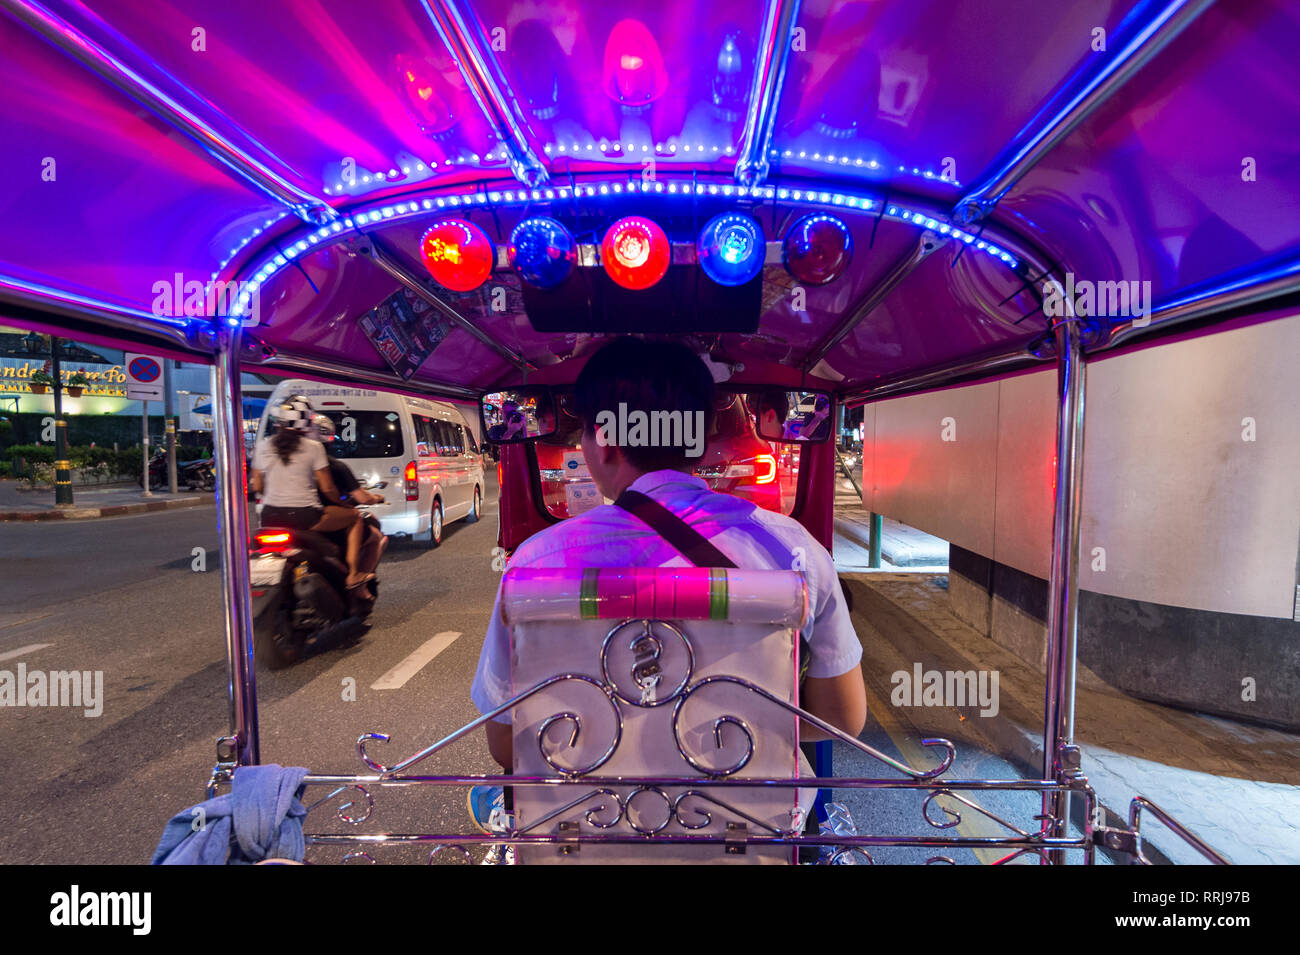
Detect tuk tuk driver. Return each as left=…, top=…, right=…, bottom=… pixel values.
left=469, top=338, right=868, bottom=824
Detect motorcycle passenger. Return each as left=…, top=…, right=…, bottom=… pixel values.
left=310, top=414, right=388, bottom=579
left=468, top=338, right=868, bottom=826
left=250, top=395, right=370, bottom=590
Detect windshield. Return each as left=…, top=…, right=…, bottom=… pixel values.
left=535, top=390, right=801, bottom=520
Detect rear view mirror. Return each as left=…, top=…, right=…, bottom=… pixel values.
left=747, top=389, right=833, bottom=443
left=481, top=387, right=558, bottom=443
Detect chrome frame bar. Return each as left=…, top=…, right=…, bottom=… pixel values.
left=357, top=235, right=534, bottom=374
left=211, top=324, right=259, bottom=767
left=847, top=346, right=1049, bottom=403
left=801, top=232, right=946, bottom=372
left=953, top=0, right=1214, bottom=223
left=0, top=276, right=486, bottom=401
left=1129, top=797, right=1231, bottom=865
left=734, top=0, right=803, bottom=187
left=0, top=274, right=195, bottom=353
left=1, top=0, right=334, bottom=224
left=418, top=0, right=549, bottom=187
left=1106, top=250, right=1300, bottom=351
left=1041, top=315, right=1087, bottom=863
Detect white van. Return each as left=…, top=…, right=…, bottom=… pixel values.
left=257, top=380, right=487, bottom=547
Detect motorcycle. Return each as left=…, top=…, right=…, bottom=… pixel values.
left=137, top=449, right=216, bottom=491
left=248, top=511, right=382, bottom=669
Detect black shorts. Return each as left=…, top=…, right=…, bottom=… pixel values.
left=260, top=505, right=323, bottom=531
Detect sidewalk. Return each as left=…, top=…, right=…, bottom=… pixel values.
left=843, top=571, right=1300, bottom=864
left=0, top=480, right=213, bottom=521
left=834, top=504, right=950, bottom=570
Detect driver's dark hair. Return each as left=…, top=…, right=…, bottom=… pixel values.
left=573, top=337, right=716, bottom=472
left=752, top=388, right=789, bottom=423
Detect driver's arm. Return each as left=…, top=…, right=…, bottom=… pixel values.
left=797, top=543, right=868, bottom=740
left=314, top=467, right=343, bottom=505
left=485, top=720, right=512, bottom=769
left=800, top=668, right=867, bottom=740
left=251, top=469, right=264, bottom=495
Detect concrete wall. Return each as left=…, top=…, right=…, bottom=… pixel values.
left=863, top=312, right=1300, bottom=619
left=861, top=312, right=1300, bottom=727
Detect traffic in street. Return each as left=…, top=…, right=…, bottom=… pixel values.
left=1, top=472, right=1066, bottom=865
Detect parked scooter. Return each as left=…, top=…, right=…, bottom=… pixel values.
left=248, top=519, right=380, bottom=669
left=137, top=448, right=216, bottom=491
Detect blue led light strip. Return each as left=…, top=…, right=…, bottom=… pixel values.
left=226, top=176, right=1020, bottom=321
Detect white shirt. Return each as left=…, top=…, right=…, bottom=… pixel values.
left=471, top=469, right=863, bottom=721
left=252, top=435, right=328, bottom=508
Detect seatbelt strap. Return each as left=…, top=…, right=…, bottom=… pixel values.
left=614, top=490, right=738, bottom=569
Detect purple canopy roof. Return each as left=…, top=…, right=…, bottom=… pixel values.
left=1, top=0, right=1297, bottom=397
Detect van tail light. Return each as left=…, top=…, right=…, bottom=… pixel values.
left=718, top=454, right=778, bottom=485
left=404, top=460, right=419, bottom=501
left=496, top=459, right=503, bottom=489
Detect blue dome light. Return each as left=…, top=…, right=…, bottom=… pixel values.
left=697, top=212, right=765, bottom=286
left=508, top=217, right=577, bottom=289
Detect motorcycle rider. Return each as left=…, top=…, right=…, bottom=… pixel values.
left=310, top=414, right=388, bottom=579
left=250, top=395, right=370, bottom=589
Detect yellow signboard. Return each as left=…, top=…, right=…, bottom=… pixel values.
left=0, top=359, right=129, bottom=397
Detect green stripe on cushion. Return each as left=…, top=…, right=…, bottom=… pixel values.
left=708, top=567, right=729, bottom=620
left=580, top=568, right=600, bottom=619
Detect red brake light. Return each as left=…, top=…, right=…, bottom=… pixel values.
left=256, top=532, right=291, bottom=545
left=404, top=461, right=419, bottom=501
left=754, top=454, right=777, bottom=485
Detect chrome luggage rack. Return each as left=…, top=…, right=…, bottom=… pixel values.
left=206, top=638, right=1229, bottom=865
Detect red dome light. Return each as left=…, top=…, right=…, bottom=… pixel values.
left=601, top=216, right=670, bottom=290
left=419, top=219, right=494, bottom=292
left=602, top=20, right=668, bottom=107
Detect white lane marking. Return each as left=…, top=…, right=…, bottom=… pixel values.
left=0, top=612, right=53, bottom=631
left=0, top=643, right=53, bottom=663
left=371, top=632, right=462, bottom=690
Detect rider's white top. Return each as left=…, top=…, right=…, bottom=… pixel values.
left=252, top=436, right=328, bottom=509
left=471, top=468, right=863, bottom=721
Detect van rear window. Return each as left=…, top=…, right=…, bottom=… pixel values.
left=319, top=411, right=404, bottom=459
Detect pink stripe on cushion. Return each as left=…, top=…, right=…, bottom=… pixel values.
left=594, top=568, right=714, bottom=619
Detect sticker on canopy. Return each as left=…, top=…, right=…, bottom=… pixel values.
left=358, top=288, right=451, bottom=380
left=562, top=450, right=590, bottom=479
left=385, top=412, right=399, bottom=421
left=565, top=480, right=601, bottom=516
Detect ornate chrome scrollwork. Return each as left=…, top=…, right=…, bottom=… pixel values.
left=357, top=672, right=622, bottom=776
left=303, top=784, right=374, bottom=825
left=671, top=790, right=790, bottom=836
left=625, top=786, right=675, bottom=835
left=601, top=619, right=695, bottom=707
left=672, top=674, right=955, bottom=779
left=922, top=789, right=1030, bottom=837
left=516, top=788, right=625, bottom=835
